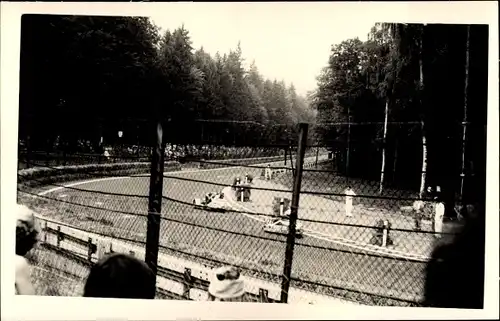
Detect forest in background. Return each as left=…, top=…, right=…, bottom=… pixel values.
left=18, top=15, right=488, bottom=206
left=19, top=15, right=315, bottom=151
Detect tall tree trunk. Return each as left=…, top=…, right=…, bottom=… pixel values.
left=460, top=25, right=471, bottom=202
left=418, top=25, right=427, bottom=199
left=379, top=99, right=390, bottom=194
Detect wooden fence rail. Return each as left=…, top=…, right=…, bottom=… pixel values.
left=39, top=223, right=274, bottom=302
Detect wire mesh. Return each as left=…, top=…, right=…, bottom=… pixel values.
left=15, top=120, right=480, bottom=306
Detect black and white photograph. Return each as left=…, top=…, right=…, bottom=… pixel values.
left=2, top=2, right=498, bottom=320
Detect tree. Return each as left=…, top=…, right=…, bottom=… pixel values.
left=19, top=15, right=162, bottom=151
left=157, top=26, right=204, bottom=144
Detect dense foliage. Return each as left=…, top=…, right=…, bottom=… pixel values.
left=310, top=23, right=487, bottom=204
left=19, top=16, right=487, bottom=205
left=19, top=15, right=315, bottom=152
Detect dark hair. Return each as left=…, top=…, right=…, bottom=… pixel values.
left=83, top=253, right=156, bottom=299
left=216, top=266, right=240, bottom=281
left=16, top=220, right=38, bottom=256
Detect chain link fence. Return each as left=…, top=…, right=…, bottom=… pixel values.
left=16, top=119, right=482, bottom=306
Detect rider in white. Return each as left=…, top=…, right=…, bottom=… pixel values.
left=264, top=165, right=272, bottom=180
left=345, top=186, right=356, bottom=217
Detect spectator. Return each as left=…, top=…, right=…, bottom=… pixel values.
left=433, top=194, right=445, bottom=237
left=264, top=164, right=272, bottom=180
left=344, top=186, right=356, bottom=217
left=412, top=199, right=425, bottom=231
left=15, top=204, right=40, bottom=295
left=83, top=253, right=156, bottom=299
left=208, top=266, right=247, bottom=302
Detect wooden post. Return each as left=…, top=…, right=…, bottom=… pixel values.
left=87, top=237, right=92, bottom=262
left=97, top=240, right=106, bottom=259
left=281, top=123, right=308, bottom=303
left=259, top=288, right=269, bottom=303
left=315, top=147, right=319, bottom=168
left=43, top=221, right=48, bottom=243
left=183, top=268, right=192, bottom=300
left=56, top=226, right=62, bottom=247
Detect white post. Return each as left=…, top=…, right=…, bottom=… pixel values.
left=379, top=99, right=389, bottom=194
left=382, top=220, right=388, bottom=247
left=434, top=201, right=445, bottom=238
left=240, top=187, right=244, bottom=202
left=97, top=239, right=106, bottom=259
left=280, top=198, right=284, bottom=216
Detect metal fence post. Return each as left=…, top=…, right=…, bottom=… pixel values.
left=280, top=123, right=308, bottom=303
left=145, top=119, right=166, bottom=285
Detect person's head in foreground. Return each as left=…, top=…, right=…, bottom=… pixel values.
left=83, top=253, right=156, bottom=299
left=208, top=266, right=247, bottom=302
left=16, top=204, right=39, bottom=257
left=15, top=204, right=40, bottom=295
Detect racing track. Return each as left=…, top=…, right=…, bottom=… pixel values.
left=33, top=164, right=428, bottom=305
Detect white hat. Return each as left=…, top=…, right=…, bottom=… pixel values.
left=208, top=266, right=245, bottom=300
